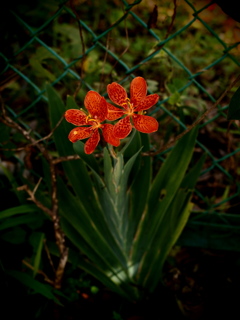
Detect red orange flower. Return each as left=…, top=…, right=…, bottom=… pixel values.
left=65, top=91, right=120, bottom=154
left=107, top=77, right=159, bottom=139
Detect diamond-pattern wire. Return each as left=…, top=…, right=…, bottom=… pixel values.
left=1, top=0, right=240, bottom=249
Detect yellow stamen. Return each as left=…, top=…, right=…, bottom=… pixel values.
left=122, top=98, right=135, bottom=116
left=86, top=114, right=100, bottom=126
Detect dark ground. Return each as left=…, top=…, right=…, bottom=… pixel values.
left=2, top=245, right=240, bottom=320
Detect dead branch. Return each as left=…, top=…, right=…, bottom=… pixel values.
left=52, top=154, right=80, bottom=164
left=0, top=94, right=68, bottom=289
left=22, top=259, right=54, bottom=285
left=0, top=115, right=64, bottom=152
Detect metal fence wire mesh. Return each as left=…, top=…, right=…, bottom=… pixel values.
left=1, top=0, right=240, bottom=250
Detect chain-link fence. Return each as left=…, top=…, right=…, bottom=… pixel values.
left=1, top=0, right=240, bottom=251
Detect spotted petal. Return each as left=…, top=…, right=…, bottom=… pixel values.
left=84, top=129, right=100, bottom=154
left=106, top=102, right=125, bottom=121
left=107, top=82, right=128, bottom=108
left=113, top=116, right=132, bottom=139
left=102, top=123, right=120, bottom=147
left=130, top=77, right=147, bottom=107
left=68, top=126, right=92, bottom=143
left=84, top=91, right=108, bottom=122
left=134, top=94, right=159, bottom=112
left=132, top=114, right=159, bottom=133
left=65, top=109, right=89, bottom=125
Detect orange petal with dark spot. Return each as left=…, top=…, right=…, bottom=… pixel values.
left=107, top=82, right=128, bottom=108
left=134, top=94, right=159, bottom=112
left=68, top=127, right=92, bottom=143
left=113, top=116, right=132, bottom=139
left=65, top=109, right=89, bottom=125
left=84, top=91, right=108, bottom=122
left=132, top=114, right=159, bottom=133
left=102, top=123, right=120, bottom=147
left=84, top=129, right=100, bottom=154
left=106, top=102, right=125, bottom=121
left=130, top=77, right=147, bottom=106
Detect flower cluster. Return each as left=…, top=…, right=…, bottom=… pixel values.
left=65, top=77, right=159, bottom=154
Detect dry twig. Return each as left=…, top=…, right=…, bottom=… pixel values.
left=0, top=94, right=68, bottom=289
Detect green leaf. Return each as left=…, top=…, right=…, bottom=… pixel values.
left=60, top=217, right=138, bottom=300
left=49, top=238, right=138, bottom=300
left=1, top=227, right=26, bottom=244
left=30, top=232, right=45, bottom=277
left=7, top=270, right=62, bottom=304
left=136, top=153, right=206, bottom=290
left=72, top=146, right=122, bottom=244
left=0, top=204, right=38, bottom=220
left=181, top=153, right=206, bottom=189
left=73, top=140, right=100, bottom=174
left=140, top=194, right=194, bottom=290
left=29, top=47, right=57, bottom=81
left=30, top=57, right=56, bottom=82
left=102, top=147, right=142, bottom=247
left=46, top=84, right=101, bottom=215
left=103, top=147, right=115, bottom=198
left=131, top=127, right=199, bottom=264
left=168, top=91, right=181, bottom=105
left=0, top=213, right=42, bottom=231
left=57, top=177, right=128, bottom=272
left=60, top=216, right=113, bottom=271
left=113, top=153, right=124, bottom=189
left=0, top=165, right=26, bottom=204
left=149, top=126, right=199, bottom=214
left=87, top=167, right=123, bottom=247
left=118, top=129, right=137, bottom=157
left=0, top=122, right=10, bottom=142
left=126, top=134, right=151, bottom=253
left=121, top=131, right=143, bottom=187
left=66, top=95, right=79, bottom=109
left=227, top=86, right=240, bottom=120
left=112, top=148, right=143, bottom=245
left=73, top=142, right=143, bottom=251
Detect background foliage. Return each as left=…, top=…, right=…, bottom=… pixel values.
left=1, top=0, right=240, bottom=318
